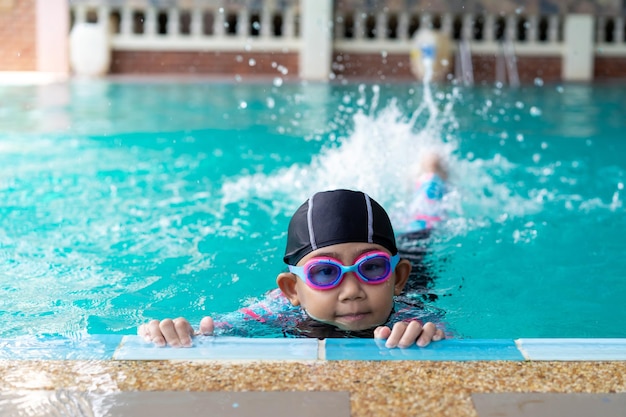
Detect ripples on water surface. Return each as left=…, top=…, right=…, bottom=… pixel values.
left=0, top=80, right=624, bottom=339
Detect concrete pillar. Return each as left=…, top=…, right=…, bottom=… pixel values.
left=36, top=0, right=69, bottom=74
left=299, top=0, right=332, bottom=81
left=562, top=14, right=594, bottom=82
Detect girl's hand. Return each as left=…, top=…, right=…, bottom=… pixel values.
left=374, top=320, right=444, bottom=348
left=137, top=316, right=214, bottom=347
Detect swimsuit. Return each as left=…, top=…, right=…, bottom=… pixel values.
left=211, top=288, right=443, bottom=337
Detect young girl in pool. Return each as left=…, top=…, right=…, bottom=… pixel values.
left=139, top=154, right=448, bottom=349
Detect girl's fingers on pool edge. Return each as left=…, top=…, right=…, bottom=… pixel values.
left=373, top=326, right=392, bottom=340
left=397, top=320, right=423, bottom=348
left=144, top=320, right=166, bottom=347
left=385, top=322, right=409, bottom=348
left=416, top=322, right=438, bottom=347
left=158, top=318, right=183, bottom=347
left=173, top=317, right=194, bottom=347
left=433, top=327, right=445, bottom=341
left=199, top=316, right=215, bottom=335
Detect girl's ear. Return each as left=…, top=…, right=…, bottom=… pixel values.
left=276, top=272, right=301, bottom=306
left=393, top=259, right=411, bottom=296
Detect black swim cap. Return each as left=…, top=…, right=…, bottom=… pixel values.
left=283, top=189, right=398, bottom=265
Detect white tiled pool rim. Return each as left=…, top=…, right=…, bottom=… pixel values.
left=1, top=336, right=625, bottom=361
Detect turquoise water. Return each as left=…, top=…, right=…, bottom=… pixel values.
left=0, top=80, right=624, bottom=339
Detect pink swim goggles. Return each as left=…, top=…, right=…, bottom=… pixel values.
left=288, top=251, right=400, bottom=290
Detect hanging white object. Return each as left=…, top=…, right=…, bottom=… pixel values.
left=69, top=22, right=111, bottom=76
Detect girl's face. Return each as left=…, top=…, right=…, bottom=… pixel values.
left=278, top=242, right=410, bottom=331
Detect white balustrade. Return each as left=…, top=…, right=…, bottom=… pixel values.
left=67, top=0, right=626, bottom=74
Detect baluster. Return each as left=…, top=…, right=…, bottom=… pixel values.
left=334, top=12, right=344, bottom=40
left=261, top=0, right=274, bottom=38
left=238, top=7, right=249, bottom=37
left=120, top=4, right=132, bottom=36
left=441, top=13, right=453, bottom=37
left=484, top=14, right=494, bottom=42
left=527, top=15, right=538, bottom=42
left=462, top=14, right=473, bottom=41
left=168, top=7, right=180, bottom=36
left=597, top=15, right=606, bottom=43
left=214, top=2, right=225, bottom=37
left=548, top=15, right=559, bottom=42
left=397, top=11, right=409, bottom=40
left=506, top=15, right=516, bottom=42
left=74, top=3, right=87, bottom=25
left=354, top=10, right=365, bottom=40
left=97, top=5, right=109, bottom=26
left=145, top=6, right=157, bottom=36
left=190, top=6, right=202, bottom=37
left=283, top=1, right=295, bottom=38
left=376, top=10, right=387, bottom=40
left=615, top=16, right=624, bottom=43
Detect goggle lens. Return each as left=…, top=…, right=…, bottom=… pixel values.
left=308, top=263, right=342, bottom=287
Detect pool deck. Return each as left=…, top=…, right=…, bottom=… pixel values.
left=0, top=337, right=625, bottom=416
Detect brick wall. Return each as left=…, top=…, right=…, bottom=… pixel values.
left=595, top=57, right=626, bottom=80
left=0, top=0, right=36, bottom=71
left=330, top=53, right=564, bottom=84
left=332, top=53, right=415, bottom=81
left=110, top=51, right=299, bottom=79
left=471, top=56, right=562, bottom=84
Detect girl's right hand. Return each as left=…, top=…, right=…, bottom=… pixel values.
left=137, top=316, right=214, bottom=347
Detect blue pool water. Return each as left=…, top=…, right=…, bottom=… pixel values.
left=0, top=79, right=624, bottom=340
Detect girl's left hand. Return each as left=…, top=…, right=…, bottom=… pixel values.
left=374, top=320, right=444, bottom=348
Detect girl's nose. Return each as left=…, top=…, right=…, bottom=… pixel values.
left=337, top=272, right=366, bottom=300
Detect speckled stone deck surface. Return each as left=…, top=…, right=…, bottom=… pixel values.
left=1, top=361, right=624, bottom=417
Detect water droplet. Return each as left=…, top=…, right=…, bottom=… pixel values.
left=529, top=106, right=542, bottom=117
left=239, top=101, right=247, bottom=109
left=248, top=58, right=256, bottom=67
left=273, top=77, right=283, bottom=87
left=534, top=77, right=544, bottom=86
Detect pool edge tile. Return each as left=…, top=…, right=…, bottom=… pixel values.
left=3, top=336, right=626, bottom=361
left=113, top=335, right=319, bottom=361
left=325, top=339, right=525, bottom=361
left=517, top=338, right=626, bottom=361
left=0, top=334, right=123, bottom=360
